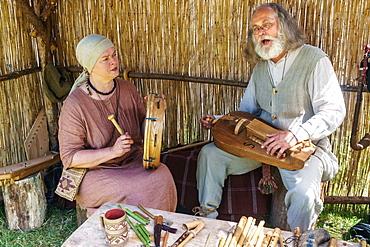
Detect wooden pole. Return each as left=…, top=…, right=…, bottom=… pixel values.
left=0, top=67, right=41, bottom=82
left=324, top=196, right=370, bottom=204
left=65, top=66, right=368, bottom=92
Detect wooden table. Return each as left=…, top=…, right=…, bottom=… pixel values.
left=62, top=202, right=360, bottom=247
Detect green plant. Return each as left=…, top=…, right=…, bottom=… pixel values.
left=317, top=204, right=369, bottom=243
left=0, top=203, right=77, bottom=247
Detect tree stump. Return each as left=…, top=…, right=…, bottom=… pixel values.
left=2, top=172, right=47, bottom=230
left=269, top=166, right=290, bottom=231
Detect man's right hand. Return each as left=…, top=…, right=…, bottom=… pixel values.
left=200, top=114, right=215, bottom=130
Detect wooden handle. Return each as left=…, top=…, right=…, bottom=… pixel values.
left=108, top=114, right=124, bottom=135
left=328, top=236, right=338, bottom=247
left=162, top=231, right=169, bottom=247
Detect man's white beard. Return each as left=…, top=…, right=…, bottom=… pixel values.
left=254, top=31, right=285, bottom=60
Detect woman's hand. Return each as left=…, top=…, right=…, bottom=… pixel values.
left=262, top=131, right=298, bottom=158
left=200, top=114, right=215, bottom=130
left=111, top=132, right=134, bottom=157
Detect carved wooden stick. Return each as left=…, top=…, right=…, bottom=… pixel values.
left=279, top=236, right=288, bottom=247
left=162, top=231, right=169, bottom=247
left=328, top=236, right=338, bottom=247
left=250, top=220, right=265, bottom=246
left=237, top=217, right=255, bottom=246
left=230, top=216, right=247, bottom=247
left=261, top=230, right=273, bottom=247
left=177, top=220, right=205, bottom=247
left=108, top=114, right=124, bottom=135
left=218, top=237, right=225, bottom=247
left=268, top=228, right=281, bottom=247
left=255, top=229, right=266, bottom=247
left=294, top=227, right=300, bottom=247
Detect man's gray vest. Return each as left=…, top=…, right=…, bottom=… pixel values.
left=252, top=45, right=327, bottom=132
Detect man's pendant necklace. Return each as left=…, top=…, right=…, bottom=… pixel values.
left=267, top=52, right=288, bottom=95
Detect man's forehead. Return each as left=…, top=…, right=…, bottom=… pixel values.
left=252, top=7, right=276, bottom=24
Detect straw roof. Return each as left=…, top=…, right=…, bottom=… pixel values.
left=0, top=0, right=369, bottom=200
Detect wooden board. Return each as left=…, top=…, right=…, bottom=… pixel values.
left=24, top=107, right=49, bottom=160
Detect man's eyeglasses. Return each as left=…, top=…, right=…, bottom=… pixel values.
left=252, top=19, right=276, bottom=34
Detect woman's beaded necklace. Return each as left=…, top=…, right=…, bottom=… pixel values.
left=87, top=77, right=116, bottom=95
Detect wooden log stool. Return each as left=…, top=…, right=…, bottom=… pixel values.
left=2, top=172, right=47, bottom=230
left=0, top=152, right=60, bottom=230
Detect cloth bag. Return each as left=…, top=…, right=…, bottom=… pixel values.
left=55, top=168, right=87, bottom=201
left=350, top=222, right=370, bottom=243
left=43, top=63, right=73, bottom=103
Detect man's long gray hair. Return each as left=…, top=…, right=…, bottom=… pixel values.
left=245, top=3, right=307, bottom=63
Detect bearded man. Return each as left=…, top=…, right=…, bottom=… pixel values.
left=195, top=3, right=346, bottom=232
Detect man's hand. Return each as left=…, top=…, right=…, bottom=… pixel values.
left=200, top=114, right=215, bottom=130
left=261, top=131, right=298, bottom=158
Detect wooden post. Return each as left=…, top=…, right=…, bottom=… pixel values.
left=2, top=172, right=47, bottom=230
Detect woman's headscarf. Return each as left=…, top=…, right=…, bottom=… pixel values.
left=69, top=34, right=115, bottom=94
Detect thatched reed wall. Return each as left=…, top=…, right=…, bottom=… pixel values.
left=0, top=0, right=369, bottom=202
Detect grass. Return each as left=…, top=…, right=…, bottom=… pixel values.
left=0, top=202, right=77, bottom=247
left=0, top=202, right=368, bottom=246
left=316, top=204, right=369, bottom=243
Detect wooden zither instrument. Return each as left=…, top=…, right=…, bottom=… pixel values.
left=211, top=111, right=316, bottom=171
left=0, top=152, right=60, bottom=186
left=143, top=94, right=166, bottom=169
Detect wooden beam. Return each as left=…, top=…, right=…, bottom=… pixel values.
left=66, top=66, right=370, bottom=92
left=0, top=67, right=41, bottom=82
left=324, top=196, right=370, bottom=204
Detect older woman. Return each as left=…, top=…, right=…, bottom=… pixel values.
left=58, top=34, right=177, bottom=215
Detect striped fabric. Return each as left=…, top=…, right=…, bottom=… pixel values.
left=161, top=142, right=271, bottom=222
